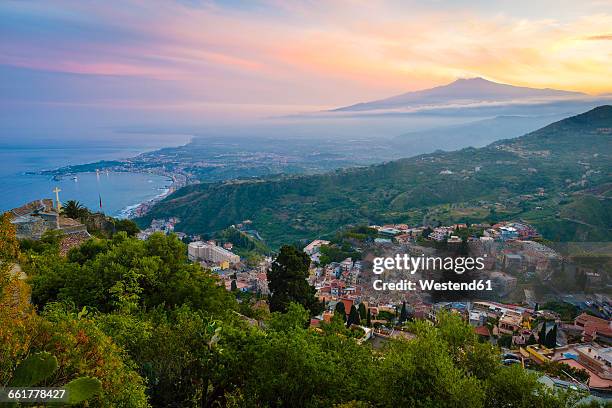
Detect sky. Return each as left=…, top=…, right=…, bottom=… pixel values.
left=1, top=0, right=611, bottom=137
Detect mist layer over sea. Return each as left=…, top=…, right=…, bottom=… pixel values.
left=0, top=134, right=190, bottom=217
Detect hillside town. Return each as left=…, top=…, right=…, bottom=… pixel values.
left=6, top=197, right=611, bottom=402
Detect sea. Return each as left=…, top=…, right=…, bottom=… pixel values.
left=0, top=135, right=191, bottom=218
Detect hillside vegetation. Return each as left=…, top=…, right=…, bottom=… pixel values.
left=140, top=106, right=612, bottom=247
left=1, top=216, right=601, bottom=407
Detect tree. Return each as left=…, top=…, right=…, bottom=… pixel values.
left=545, top=324, right=558, bottom=349
left=527, top=333, right=537, bottom=345
left=231, top=279, right=238, bottom=292
left=358, top=302, right=367, bottom=320
left=374, top=320, right=485, bottom=407
left=347, top=305, right=360, bottom=327
left=268, top=245, right=322, bottom=315
left=0, top=212, right=19, bottom=261
left=62, top=200, right=87, bottom=220
left=538, top=321, right=548, bottom=345
left=366, top=308, right=372, bottom=327
left=335, top=301, right=347, bottom=322
left=0, top=298, right=149, bottom=407
left=113, top=219, right=140, bottom=236
left=399, top=301, right=408, bottom=324
left=0, top=212, right=20, bottom=298
left=28, top=232, right=236, bottom=316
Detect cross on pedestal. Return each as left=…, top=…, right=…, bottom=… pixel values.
left=53, top=187, right=62, bottom=212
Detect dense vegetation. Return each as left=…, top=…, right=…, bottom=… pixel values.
left=214, top=226, right=271, bottom=258
left=3, top=213, right=609, bottom=406
left=139, top=106, right=612, bottom=247
left=62, top=199, right=141, bottom=238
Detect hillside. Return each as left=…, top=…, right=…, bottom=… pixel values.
left=391, top=114, right=569, bottom=152
left=139, top=106, right=612, bottom=247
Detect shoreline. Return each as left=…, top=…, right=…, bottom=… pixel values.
left=23, top=135, right=195, bottom=219
left=118, top=174, right=180, bottom=219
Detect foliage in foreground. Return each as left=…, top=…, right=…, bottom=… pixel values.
left=1, top=217, right=607, bottom=407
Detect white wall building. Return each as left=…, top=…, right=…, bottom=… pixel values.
left=188, top=241, right=240, bottom=264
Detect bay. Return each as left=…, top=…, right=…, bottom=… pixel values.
left=0, top=136, right=189, bottom=217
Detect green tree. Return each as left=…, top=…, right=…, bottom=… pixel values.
left=539, top=320, right=548, bottom=345
left=373, top=320, right=485, bottom=407
left=527, top=333, right=537, bottom=345
left=268, top=245, right=322, bottom=315
left=335, top=301, right=347, bottom=322
left=399, top=301, right=408, bottom=324
left=347, top=305, right=360, bottom=327
left=113, top=219, right=140, bottom=236
left=545, top=323, right=558, bottom=349
left=62, top=200, right=88, bottom=220
left=358, top=302, right=366, bottom=320
left=366, top=308, right=372, bottom=327
left=28, top=232, right=236, bottom=316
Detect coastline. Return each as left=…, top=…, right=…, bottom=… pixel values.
left=118, top=174, right=179, bottom=219
left=25, top=135, right=195, bottom=219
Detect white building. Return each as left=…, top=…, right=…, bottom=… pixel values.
left=188, top=241, right=240, bottom=264
left=304, top=240, right=330, bottom=256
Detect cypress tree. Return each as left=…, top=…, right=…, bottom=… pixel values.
left=335, top=301, right=346, bottom=322
left=399, top=301, right=408, bottom=324
left=538, top=320, right=547, bottom=345
left=366, top=308, right=372, bottom=327
left=546, top=324, right=557, bottom=349
left=268, top=245, right=322, bottom=315
left=358, top=303, right=367, bottom=320
left=347, top=305, right=360, bottom=327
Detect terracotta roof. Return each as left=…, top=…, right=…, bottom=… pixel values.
left=576, top=313, right=609, bottom=327
left=59, top=231, right=91, bottom=256
left=474, top=326, right=491, bottom=337
left=10, top=199, right=54, bottom=217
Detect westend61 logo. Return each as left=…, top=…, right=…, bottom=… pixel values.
left=371, top=254, right=493, bottom=292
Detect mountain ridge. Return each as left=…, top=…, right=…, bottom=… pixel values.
left=139, top=106, right=612, bottom=246
left=333, top=77, right=587, bottom=112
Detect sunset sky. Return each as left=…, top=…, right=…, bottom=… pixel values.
left=1, top=0, right=611, bottom=130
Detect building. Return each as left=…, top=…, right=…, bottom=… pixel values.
left=304, top=239, right=330, bottom=263
left=304, top=239, right=330, bottom=256
left=188, top=241, right=240, bottom=265
left=9, top=199, right=89, bottom=239
left=447, top=235, right=462, bottom=244
left=575, top=313, right=612, bottom=344
left=9, top=199, right=90, bottom=254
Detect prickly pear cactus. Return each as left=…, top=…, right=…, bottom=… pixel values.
left=9, top=352, right=57, bottom=387
left=65, top=376, right=103, bottom=404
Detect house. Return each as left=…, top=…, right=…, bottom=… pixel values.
left=304, top=239, right=330, bottom=256
left=379, top=227, right=402, bottom=236
left=474, top=325, right=491, bottom=339
left=447, top=235, right=462, bottom=244
left=575, top=313, right=612, bottom=343
left=394, top=233, right=411, bottom=244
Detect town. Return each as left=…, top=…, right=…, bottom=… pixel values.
left=6, top=195, right=612, bottom=402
